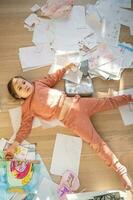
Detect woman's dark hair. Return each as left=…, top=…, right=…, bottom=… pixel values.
left=7, top=76, right=26, bottom=100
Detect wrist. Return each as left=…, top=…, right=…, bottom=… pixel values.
left=12, top=141, right=19, bottom=147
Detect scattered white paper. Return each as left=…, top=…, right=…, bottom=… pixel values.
left=32, top=19, right=54, bottom=45
left=50, top=133, right=82, bottom=176
left=24, top=24, right=34, bottom=31
left=86, top=4, right=103, bottom=37
left=35, top=177, right=58, bottom=200
left=119, top=8, right=133, bottom=30
left=19, top=44, right=54, bottom=71
left=116, top=88, right=133, bottom=126
left=81, top=34, right=98, bottom=50
left=120, top=45, right=133, bottom=68
left=52, top=5, right=94, bottom=51
left=118, top=0, right=131, bottom=8
left=105, top=22, right=120, bottom=46
left=24, top=13, right=40, bottom=27
left=30, top=4, right=40, bottom=12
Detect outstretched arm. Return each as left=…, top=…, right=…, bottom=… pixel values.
left=5, top=104, right=33, bottom=160
left=38, top=63, right=76, bottom=87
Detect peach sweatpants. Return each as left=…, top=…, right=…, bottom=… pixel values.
left=61, top=95, right=133, bottom=187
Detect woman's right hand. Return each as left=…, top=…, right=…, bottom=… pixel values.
left=5, top=141, right=19, bottom=160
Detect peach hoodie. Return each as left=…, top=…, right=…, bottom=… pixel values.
left=15, top=68, right=66, bottom=143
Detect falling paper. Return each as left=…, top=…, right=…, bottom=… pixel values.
left=50, top=133, right=82, bottom=176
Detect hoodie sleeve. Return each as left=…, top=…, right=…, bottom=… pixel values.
left=15, top=101, right=33, bottom=144
left=38, top=68, right=66, bottom=87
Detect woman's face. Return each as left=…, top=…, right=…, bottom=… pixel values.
left=12, top=77, right=34, bottom=99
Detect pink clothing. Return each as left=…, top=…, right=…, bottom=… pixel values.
left=15, top=68, right=133, bottom=188
left=15, top=68, right=67, bottom=143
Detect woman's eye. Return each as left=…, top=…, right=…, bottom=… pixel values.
left=19, top=87, right=22, bottom=90
left=23, top=81, right=25, bottom=84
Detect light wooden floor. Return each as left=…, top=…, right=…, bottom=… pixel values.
left=0, top=0, right=133, bottom=197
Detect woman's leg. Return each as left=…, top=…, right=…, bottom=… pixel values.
left=63, top=112, right=132, bottom=189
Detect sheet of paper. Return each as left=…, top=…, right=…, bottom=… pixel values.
left=116, top=88, right=133, bottom=126
left=8, top=106, right=41, bottom=142
left=130, top=26, right=133, bottom=35
left=118, top=0, right=131, bottom=8
left=50, top=133, right=82, bottom=176
left=32, top=19, right=53, bottom=45
left=54, top=25, right=94, bottom=49
left=0, top=138, right=8, bottom=150
left=95, top=0, right=121, bottom=45
left=54, top=5, right=87, bottom=30
left=31, top=4, right=41, bottom=12
left=23, top=143, right=36, bottom=160
left=105, top=22, right=120, bottom=46
left=14, top=145, right=28, bottom=160
left=119, top=8, right=133, bottom=28
left=19, top=44, right=54, bottom=71
left=52, top=5, right=94, bottom=51
left=120, top=44, right=133, bottom=68
left=24, top=13, right=40, bottom=27
left=86, top=4, right=103, bottom=37
left=87, top=43, right=114, bottom=69
left=35, top=177, right=58, bottom=200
